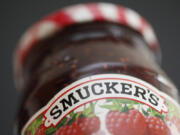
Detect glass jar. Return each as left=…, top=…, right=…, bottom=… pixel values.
left=14, top=3, right=180, bottom=135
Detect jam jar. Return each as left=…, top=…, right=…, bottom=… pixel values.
left=14, top=3, right=180, bottom=135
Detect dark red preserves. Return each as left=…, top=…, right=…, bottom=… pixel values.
left=14, top=3, right=180, bottom=135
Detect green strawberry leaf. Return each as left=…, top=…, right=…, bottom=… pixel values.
left=127, top=104, right=134, bottom=110
left=83, top=107, right=92, bottom=115
left=121, top=105, right=129, bottom=112
left=69, top=111, right=75, bottom=117
left=116, top=99, right=139, bottom=104
left=146, top=107, right=166, bottom=121
left=26, top=115, right=43, bottom=135
left=90, top=102, right=95, bottom=113
left=142, top=108, right=149, bottom=116
left=102, top=99, right=139, bottom=112
left=75, top=113, right=81, bottom=119
left=46, top=117, right=67, bottom=135
left=113, top=99, right=121, bottom=108
left=100, top=105, right=117, bottom=111
left=88, top=113, right=95, bottom=118
left=106, top=99, right=138, bottom=104
left=67, top=115, right=77, bottom=125
left=83, top=101, right=97, bottom=117
left=46, top=127, right=56, bottom=135
left=106, top=99, right=114, bottom=102
left=155, top=114, right=165, bottom=121
left=57, top=117, right=68, bottom=128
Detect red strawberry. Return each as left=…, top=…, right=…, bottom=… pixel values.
left=75, top=116, right=100, bottom=135
left=35, top=124, right=46, bottom=135
left=53, top=123, right=84, bottom=135
left=27, top=132, right=31, bottom=135
left=106, top=109, right=147, bottom=135
left=145, top=116, right=171, bottom=135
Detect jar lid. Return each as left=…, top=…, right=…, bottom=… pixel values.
left=14, top=3, right=159, bottom=90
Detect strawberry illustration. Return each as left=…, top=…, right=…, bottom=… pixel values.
left=75, top=116, right=100, bottom=135
left=106, top=109, right=147, bottom=135
left=35, top=124, right=46, bottom=135
left=145, top=116, right=171, bottom=135
left=27, top=132, right=31, bottom=135
left=74, top=102, right=100, bottom=135
left=53, top=123, right=84, bottom=135
left=54, top=102, right=100, bottom=135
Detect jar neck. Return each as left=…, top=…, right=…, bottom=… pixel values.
left=21, top=22, right=160, bottom=93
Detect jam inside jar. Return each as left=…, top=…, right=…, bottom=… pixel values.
left=14, top=3, right=180, bottom=135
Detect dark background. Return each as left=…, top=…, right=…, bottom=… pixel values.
left=1, top=0, right=180, bottom=134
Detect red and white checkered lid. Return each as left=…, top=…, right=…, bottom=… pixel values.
left=14, top=3, right=159, bottom=90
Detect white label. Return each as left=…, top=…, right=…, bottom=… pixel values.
left=22, top=74, right=180, bottom=135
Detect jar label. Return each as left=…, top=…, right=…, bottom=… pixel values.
left=22, top=74, right=180, bottom=135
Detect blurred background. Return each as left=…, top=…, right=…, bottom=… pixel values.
left=1, top=0, right=180, bottom=134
